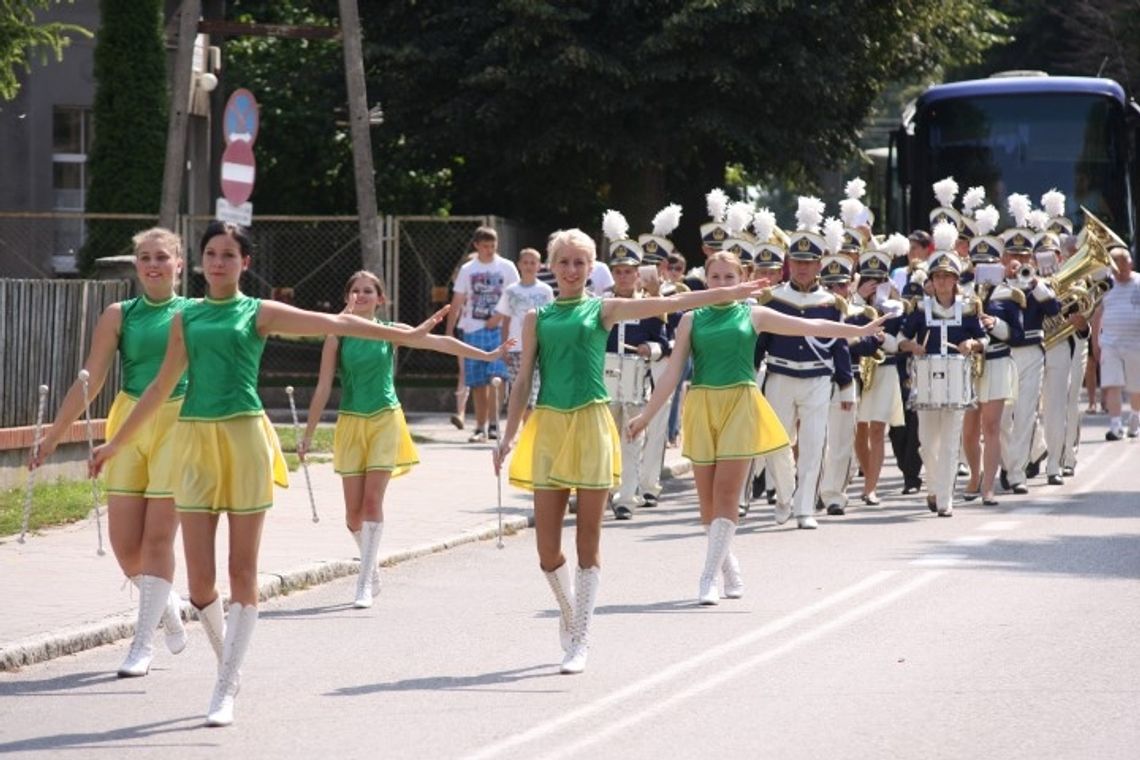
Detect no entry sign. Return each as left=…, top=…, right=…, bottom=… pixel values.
left=220, top=139, right=256, bottom=206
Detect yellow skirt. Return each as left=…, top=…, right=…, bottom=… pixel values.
left=509, top=402, right=621, bottom=491
left=105, top=392, right=183, bottom=498
left=174, top=414, right=289, bottom=514
left=682, top=384, right=790, bottom=465
left=333, top=406, right=419, bottom=477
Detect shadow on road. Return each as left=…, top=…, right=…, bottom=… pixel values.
left=0, top=716, right=207, bottom=753
left=326, top=664, right=561, bottom=696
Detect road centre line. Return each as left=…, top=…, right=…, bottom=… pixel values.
left=536, top=571, right=946, bottom=760
left=462, top=571, right=899, bottom=760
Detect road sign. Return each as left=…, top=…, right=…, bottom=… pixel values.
left=220, top=140, right=256, bottom=206
left=216, top=197, right=253, bottom=226
left=223, top=88, right=259, bottom=144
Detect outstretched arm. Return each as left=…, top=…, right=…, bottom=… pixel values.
left=90, top=315, right=189, bottom=475
left=397, top=325, right=515, bottom=361
left=32, top=304, right=122, bottom=467
left=258, top=300, right=449, bottom=345
left=494, top=312, right=537, bottom=472
left=753, top=306, right=886, bottom=340
left=602, top=278, right=770, bottom=327
left=300, top=335, right=339, bottom=460
left=627, top=314, right=692, bottom=440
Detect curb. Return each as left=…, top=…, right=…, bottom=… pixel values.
left=0, top=459, right=689, bottom=672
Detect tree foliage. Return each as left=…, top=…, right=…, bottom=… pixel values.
left=81, top=0, right=167, bottom=273
left=0, top=0, right=91, bottom=101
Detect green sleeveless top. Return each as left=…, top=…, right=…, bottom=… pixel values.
left=690, top=302, right=757, bottom=388
left=178, top=293, right=266, bottom=420
left=118, top=295, right=188, bottom=399
left=338, top=320, right=400, bottom=416
left=535, top=296, right=610, bottom=411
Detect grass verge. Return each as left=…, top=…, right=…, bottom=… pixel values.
left=1, top=478, right=106, bottom=537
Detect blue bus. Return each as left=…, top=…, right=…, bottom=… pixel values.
left=887, top=74, right=1140, bottom=251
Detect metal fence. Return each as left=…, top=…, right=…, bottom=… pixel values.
left=0, top=279, right=131, bottom=427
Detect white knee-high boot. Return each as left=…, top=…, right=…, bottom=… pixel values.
left=118, top=575, right=172, bottom=677
left=206, top=602, right=258, bottom=727
left=195, top=596, right=226, bottom=664
left=543, top=561, right=576, bottom=653
left=561, top=566, right=600, bottom=675
left=354, top=521, right=384, bottom=608
left=721, top=551, right=744, bottom=599
left=352, top=527, right=381, bottom=595
left=699, top=518, right=736, bottom=605
left=161, top=585, right=187, bottom=655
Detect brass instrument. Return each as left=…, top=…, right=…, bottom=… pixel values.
left=1042, top=207, right=1120, bottom=350
left=859, top=348, right=885, bottom=389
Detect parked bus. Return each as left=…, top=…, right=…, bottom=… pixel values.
left=886, top=74, right=1140, bottom=253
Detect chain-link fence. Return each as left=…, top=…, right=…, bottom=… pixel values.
left=0, top=212, right=159, bottom=278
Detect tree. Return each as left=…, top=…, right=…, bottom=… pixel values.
left=0, top=0, right=91, bottom=101
left=80, top=0, right=167, bottom=273
left=364, top=1, right=1007, bottom=253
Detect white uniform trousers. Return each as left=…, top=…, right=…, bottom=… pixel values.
left=917, top=408, right=966, bottom=510
left=610, top=401, right=647, bottom=508
left=819, top=394, right=857, bottom=509
left=738, top=364, right=769, bottom=506
left=1001, top=345, right=1045, bottom=488
left=764, top=373, right=832, bottom=517
left=1063, top=337, right=1088, bottom=470
left=639, top=361, right=671, bottom=498
left=1042, top=338, right=1079, bottom=477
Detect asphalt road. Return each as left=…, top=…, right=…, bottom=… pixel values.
left=2, top=418, right=1138, bottom=760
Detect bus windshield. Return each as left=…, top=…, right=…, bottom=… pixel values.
left=919, top=92, right=1129, bottom=230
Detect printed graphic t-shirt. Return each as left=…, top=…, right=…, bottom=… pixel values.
left=454, top=255, right=520, bottom=333
left=494, top=281, right=555, bottom=350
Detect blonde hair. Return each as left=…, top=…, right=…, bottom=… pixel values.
left=546, top=228, right=597, bottom=268
left=518, top=247, right=542, bottom=264
left=131, top=227, right=182, bottom=258
left=705, top=251, right=745, bottom=278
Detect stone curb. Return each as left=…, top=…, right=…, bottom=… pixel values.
left=0, top=460, right=689, bottom=672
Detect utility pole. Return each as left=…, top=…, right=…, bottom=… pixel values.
left=159, top=0, right=202, bottom=230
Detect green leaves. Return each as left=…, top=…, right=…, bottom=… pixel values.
left=0, top=0, right=92, bottom=101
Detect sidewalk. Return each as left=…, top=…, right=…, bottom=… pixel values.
left=0, top=413, right=690, bottom=671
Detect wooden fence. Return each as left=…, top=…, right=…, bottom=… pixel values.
left=0, top=279, right=132, bottom=428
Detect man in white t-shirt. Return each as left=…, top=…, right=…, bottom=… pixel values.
left=490, top=247, right=554, bottom=415
left=1093, top=247, right=1140, bottom=440
left=446, top=227, right=519, bottom=442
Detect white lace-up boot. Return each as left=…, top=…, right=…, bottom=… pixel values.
left=698, top=518, right=736, bottom=605
left=354, top=521, right=384, bottom=608
left=161, top=586, right=187, bottom=654
left=560, top=566, right=600, bottom=675
left=543, top=561, right=576, bottom=653
left=206, top=603, right=258, bottom=727
left=117, top=575, right=170, bottom=677
left=352, top=528, right=381, bottom=595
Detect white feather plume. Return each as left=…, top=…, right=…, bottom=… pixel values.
left=823, top=217, right=844, bottom=255
left=881, top=232, right=909, bottom=261
left=795, top=196, right=825, bottom=233
left=961, top=186, right=986, bottom=213
left=1027, top=209, right=1050, bottom=233
left=1007, top=193, right=1031, bottom=228
left=1041, top=189, right=1066, bottom=219
left=932, top=220, right=958, bottom=252
left=725, top=201, right=753, bottom=236
left=933, top=177, right=959, bottom=208
left=974, top=205, right=1000, bottom=237
left=752, top=207, right=776, bottom=243
left=840, top=198, right=864, bottom=228
left=651, top=203, right=683, bottom=237
left=706, top=188, right=728, bottom=222
left=845, top=177, right=867, bottom=200
left=602, top=209, right=629, bottom=242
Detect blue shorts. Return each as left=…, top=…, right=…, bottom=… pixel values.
left=463, top=328, right=509, bottom=388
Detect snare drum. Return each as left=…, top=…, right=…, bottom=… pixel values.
left=604, top=353, right=650, bottom=405
left=908, top=355, right=976, bottom=410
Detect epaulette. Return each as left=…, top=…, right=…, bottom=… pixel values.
left=1009, top=288, right=1026, bottom=309
left=962, top=296, right=982, bottom=316
left=755, top=288, right=774, bottom=306
left=861, top=305, right=878, bottom=322
left=832, top=294, right=849, bottom=315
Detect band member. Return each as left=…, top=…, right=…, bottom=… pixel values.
left=31, top=228, right=188, bottom=678
left=760, top=199, right=854, bottom=529
left=91, top=221, right=447, bottom=726
left=495, top=228, right=767, bottom=674
left=628, top=250, right=884, bottom=604
left=962, top=206, right=1018, bottom=505
left=818, top=252, right=876, bottom=515
left=685, top=188, right=732, bottom=291
left=300, top=271, right=513, bottom=608
left=852, top=237, right=908, bottom=505
left=889, top=228, right=932, bottom=493
left=898, top=223, right=988, bottom=517
left=602, top=210, right=669, bottom=519
left=998, top=194, right=1061, bottom=494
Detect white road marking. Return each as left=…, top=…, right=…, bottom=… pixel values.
left=950, top=534, right=997, bottom=547
left=536, top=571, right=946, bottom=760
left=910, top=553, right=967, bottom=567
left=979, top=520, right=1019, bottom=532
left=462, top=571, right=898, bottom=760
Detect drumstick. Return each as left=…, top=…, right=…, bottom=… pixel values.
left=491, top=377, right=504, bottom=549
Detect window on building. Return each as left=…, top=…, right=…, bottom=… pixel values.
left=52, top=106, right=93, bottom=273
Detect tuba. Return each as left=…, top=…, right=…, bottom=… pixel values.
left=1042, top=207, right=1120, bottom=350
